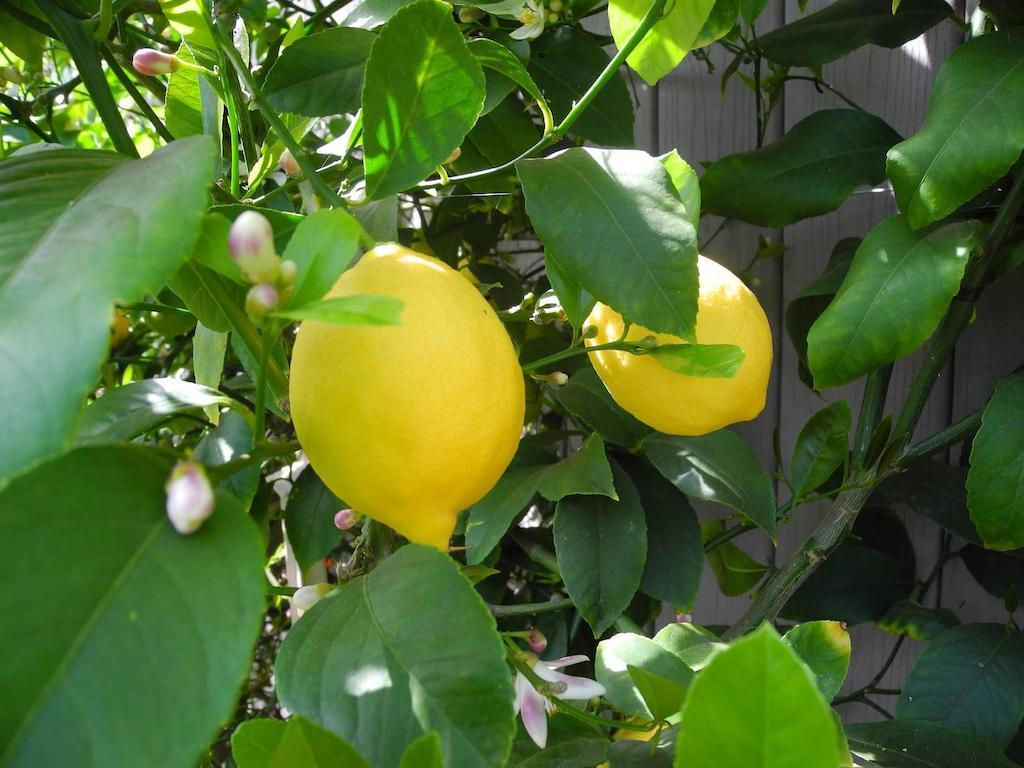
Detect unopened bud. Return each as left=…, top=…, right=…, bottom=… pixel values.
left=334, top=508, right=356, bottom=530
left=291, top=583, right=334, bottom=615
left=132, top=48, right=181, bottom=76
left=279, top=259, right=298, bottom=287
left=444, top=146, right=462, bottom=165
left=637, top=335, right=659, bottom=350
left=165, top=461, right=214, bottom=534
left=546, top=11, right=559, bottom=22
left=545, top=371, right=569, bottom=386
left=675, top=612, right=692, bottom=624
left=246, top=283, right=280, bottom=320
left=458, top=6, right=484, bottom=21
left=279, top=150, right=302, bottom=177
left=229, top=211, right=280, bottom=284
left=527, top=629, right=547, bottom=652
left=581, top=324, right=599, bottom=339
left=548, top=0, right=562, bottom=10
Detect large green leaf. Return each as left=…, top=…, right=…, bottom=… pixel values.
left=608, top=0, right=715, bottom=85
left=275, top=545, right=516, bottom=768
left=554, top=462, right=647, bottom=636
left=0, top=446, right=264, bottom=767
left=399, top=732, right=445, bottom=768
left=967, top=373, right=1024, bottom=551
left=467, top=38, right=553, bottom=132
left=874, top=459, right=978, bottom=543
left=674, top=624, right=845, bottom=768
left=518, top=147, right=699, bottom=341
left=887, top=31, right=1024, bottom=230
left=877, top=600, right=960, bottom=642
left=284, top=468, right=346, bottom=571
left=962, top=545, right=1024, bottom=601
left=362, top=0, right=485, bottom=198
left=280, top=209, right=362, bottom=310
left=264, top=27, right=376, bottom=117
left=73, top=378, right=236, bottom=445
left=0, top=138, right=216, bottom=485
left=232, top=717, right=371, bottom=768
left=595, top=632, right=694, bottom=718
left=897, top=624, right=1024, bottom=749
left=807, top=216, right=983, bottom=390
left=783, top=621, right=851, bottom=702
left=847, top=720, right=1018, bottom=768
left=557, top=368, right=652, bottom=450
left=332, top=0, right=414, bottom=27
left=758, top=0, right=952, bottom=67
left=528, top=27, right=634, bottom=148
left=700, top=109, right=901, bottom=227
left=644, top=431, right=776, bottom=537
left=790, top=401, right=851, bottom=497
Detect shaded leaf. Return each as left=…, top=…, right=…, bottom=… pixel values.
left=790, top=401, right=851, bottom=497
left=557, top=368, right=652, bottom=450
left=232, top=717, right=371, bottom=768
left=877, top=599, right=960, bottom=641
left=596, top=632, right=694, bottom=718
left=285, top=468, right=345, bottom=571
left=847, top=720, right=1018, bottom=768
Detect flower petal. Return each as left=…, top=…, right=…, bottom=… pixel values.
left=534, top=666, right=606, bottom=701
left=543, top=655, right=591, bottom=670
left=515, top=673, right=548, bottom=749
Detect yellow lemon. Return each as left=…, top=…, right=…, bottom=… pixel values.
left=289, top=244, right=524, bottom=550
left=585, top=255, right=772, bottom=436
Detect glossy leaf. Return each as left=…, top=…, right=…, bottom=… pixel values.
left=554, top=462, right=647, bottom=636
left=807, top=216, right=983, bottom=390
left=628, top=666, right=687, bottom=721
left=968, top=373, right=1024, bottom=550
left=608, top=0, right=715, bottom=86
left=528, top=27, right=634, bottom=147
left=276, top=545, right=516, bottom=768
left=596, top=632, right=694, bottom=718
left=232, top=717, right=371, bottom=768
left=644, top=431, right=776, bottom=537
left=674, top=624, right=845, bottom=768
left=783, top=621, right=851, bottom=702
left=332, top=0, right=413, bottom=27
left=877, top=600, right=960, bottom=641
left=702, top=519, right=769, bottom=596
left=157, top=0, right=215, bottom=49
left=659, top=150, right=700, bottom=229
left=693, top=0, right=738, bottom=48
left=264, top=27, right=375, bottom=117
left=758, top=0, right=951, bottom=67
left=399, top=732, right=445, bottom=768
left=467, top=38, right=553, bottom=132
left=647, top=343, right=744, bottom=378
left=273, top=294, right=403, bottom=325
left=0, top=446, right=264, bottom=767
left=194, top=410, right=260, bottom=504
left=790, top=401, right=851, bottom=497
left=362, top=0, right=485, bottom=198
left=284, top=468, right=345, bottom=571
left=700, top=109, right=901, bottom=227
left=557, top=368, right=652, bottom=450
left=847, top=720, right=1018, bottom=768
left=281, top=209, right=362, bottom=310
left=887, top=31, right=1024, bottom=230
left=897, top=624, right=1024, bottom=749
left=519, top=147, right=699, bottom=341
left=0, top=138, right=215, bottom=483
left=653, top=623, right=725, bottom=672
left=166, top=45, right=205, bottom=138
left=536, top=434, right=617, bottom=501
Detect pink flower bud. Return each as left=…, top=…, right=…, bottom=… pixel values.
left=279, top=259, right=298, bottom=287
left=132, top=48, right=180, bottom=76
left=675, top=612, right=692, bottom=624
left=527, top=629, right=548, bottom=653
left=334, top=508, right=356, bottom=530
left=291, top=583, right=334, bottom=615
left=165, top=461, right=214, bottom=534
left=245, top=283, right=279, bottom=320
left=279, top=150, right=302, bottom=177
left=229, top=211, right=280, bottom=284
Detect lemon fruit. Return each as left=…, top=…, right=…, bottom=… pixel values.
left=585, top=255, right=772, bottom=436
left=289, top=243, right=525, bottom=550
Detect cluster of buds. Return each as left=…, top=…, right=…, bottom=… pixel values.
left=228, top=211, right=299, bottom=322
left=165, top=461, right=214, bottom=534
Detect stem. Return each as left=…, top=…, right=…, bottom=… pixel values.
left=416, top=0, right=669, bottom=190
left=121, top=301, right=195, bottom=317
left=268, top=585, right=297, bottom=596
left=782, top=75, right=866, bottom=112
left=513, top=534, right=561, bottom=573
left=703, top=521, right=754, bottom=552
left=223, top=71, right=241, bottom=197
left=899, top=407, right=982, bottom=466
left=490, top=597, right=574, bottom=618
left=554, top=701, right=656, bottom=732
left=214, top=24, right=346, bottom=207
left=521, top=340, right=649, bottom=374
left=853, top=364, right=892, bottom=467
left=253, top=322, right=275, bottom=440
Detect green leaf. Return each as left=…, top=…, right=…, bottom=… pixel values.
left=847, top=720, right=1018, bottom=768
left=783, top=621, right=851, bottom=702
left=170, top=261, right=231, bottom=332
left=157, top=0, right=215, bottom=49
left=693, top=0, right=738, bottom=48
left=0, top=138, right=216, bottom=483
left=276, top=545, right=516, bottom=768
left=467, top=38, right=553, bottom=133
left=674, top=624, right=845, bottom=768
left=700, top=109, right=901, bottom=227
left=248, top=114, right=317, bottom=190
left=653, top=622, right=725, bottom=671
left=232, top=717, right=371, bottom=768
left=628, top=666, right=688, bottom=721
left=644, top=431, right=776, bottom=537
left=620, top=456, right=703, bottom=611
left=193, top=323, right=228, bottom=422
left=284, top=468, right=345, bottom=571
left=0, top=446, right=264, bottom=767
left=702, top=519, right=769, bottom=596
left=962, top=545, right=1024, bottom=601
left=897, top=624, right=1024, bottom=749
left=554, top=462, right=647, bottom=636
left=166, top=45, right=206, bottom=138
left=281, top=209, right=362, bottom=310
left=758, top=0, right=951, bottom=67
left=528, top=27, right=634, bottom=147
left=557, top=368, right=652, bottom=450
left=967, top=373, right=1024, bottom=550
left=512, top=736, right=611, bottom=768
left=659, top=150, right=700, bottom=229
left=399, top=732, right=445, bottom=768
left=545, top=249, right=596, bottom=329
left=596, top=632, right=694, bottom=718
left=807, top=216, right=984, bottom=390
left=518, top=147, right=699, bottom=340
left=739, top=0, right=770, bottom=23
left=790, top=401, right=851, bottom=497
left=874, top=459, right=978, bottom=542
left=273, top=294, right=403, bottom=325
left=647, top=343, right=744, bottom=379
left=877, top=599, right=960, bottom=641
left=362, top=0, right=485, bottom=198
left=74, top=378, right=235, bottom=445
left=784, top=507, right=915, bottom=625
left=264, top=27, right=375, bottom=117
left=887, top=31, right=1024, bottom=230
left=608, top=0, right=715, bottom=85
left=608, top=725, right=676, bottom=768
left=537, top=434, right=617, bottom=501
left=332, top=0, right=414, bottom=28
left=194, top=410, right=260, bottom=504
